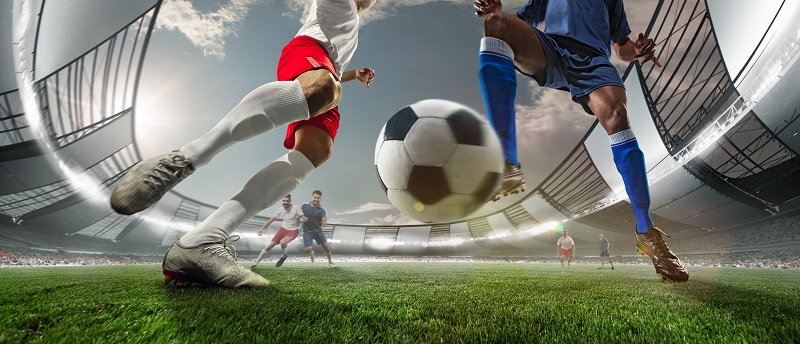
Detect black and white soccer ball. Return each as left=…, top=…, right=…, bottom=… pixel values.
left=374, top=99, right=503, bottom=223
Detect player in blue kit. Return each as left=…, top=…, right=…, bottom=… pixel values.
left=301, top=190, right=335, bottom=267
left=474, top=0, right=687, bottom=281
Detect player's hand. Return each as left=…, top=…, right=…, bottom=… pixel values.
left=301, top=216, right=308, bottom=222
left=258, top=231, right=263, bottom=236
left=355, top=68, right=375, bottom=87
left=474, top=0, right=502, bottom=18
left=633, top=33, right=662, bottom=67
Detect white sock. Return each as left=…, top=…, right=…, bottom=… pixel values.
left=180, top=80, right=309, bottom=168
left=309, top=251, right=315, bottom=259
left=180, top=150, right=315, bottom=246
left=480, top=37, right=514, bottom=59
left=254, top=248, right=269, bottom=265
left=326, top=251, right=332, bottom=264
left=281, top=247, right=287, bottom=257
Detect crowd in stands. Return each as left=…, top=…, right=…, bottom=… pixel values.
left=669, top=212, right=800, bottom=253
left=2, top=211, right=800, bottom=269
left=5, top=245, right=796, bottom=269
left=0, top=246, right=162, bottom=267
left=0, top=224, right=163, bottom=255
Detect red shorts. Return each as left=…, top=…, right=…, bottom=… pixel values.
left=271, top=227, right=299, bottom=243
left=277, top=35, right=341, bottom=149
left=559, top=248, right=573, bottom=259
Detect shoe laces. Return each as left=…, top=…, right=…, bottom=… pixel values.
left=204, top=235, right=240, bottom=262
left=646, top=227, right=671, bottom=255
left=143, top=152, right=193, bottom=189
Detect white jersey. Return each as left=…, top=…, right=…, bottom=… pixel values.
left=296, top=0, right=359, bottom=77
left=272, top=204, right=303, bottom=230
left=557, top=236, right=575, bottom=250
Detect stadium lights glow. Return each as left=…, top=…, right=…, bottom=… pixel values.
left=140, top=215, right=195, bottom=232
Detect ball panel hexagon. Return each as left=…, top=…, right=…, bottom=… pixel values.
left=376, top=140, right=414, bottom=190
left=446, top=109, right=484, bottom=146
left=428, top=193, right=482, bottom=223
left=443, top=144, right=503, bottom=194
left=404, top=118, right=457, bottom=167
left=387, top=189, right=431, bottom=223
left=409, top=99, right=468, bottom=119
left=474, top=171, right=502, bottom=204
left=384, top=106, right=418, bottom=141
left=408, top=165, right=450, bottom=205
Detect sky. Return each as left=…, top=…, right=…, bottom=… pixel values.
left=135, top=0, right=658, bottom=225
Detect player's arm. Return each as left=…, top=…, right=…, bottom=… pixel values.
left=320, top=208, right=327, bottom=227
left=613, top=33, right=662, bottom=67
left=341, top=68, right=375, bottom=87
left=258, top=218, right=276, bottom=236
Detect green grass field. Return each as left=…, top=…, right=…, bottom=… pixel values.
left=1, top=262, right=799, bottom=343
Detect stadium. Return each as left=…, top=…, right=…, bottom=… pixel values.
left=1, top=0, right=799, bottom=342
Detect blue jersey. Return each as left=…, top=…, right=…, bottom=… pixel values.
left=599, top=238, right=609, bottom=250
left=301, top=203, right=327, bottom=231
left=517, top=0, right=631, bottom=58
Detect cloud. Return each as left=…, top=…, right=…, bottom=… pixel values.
left=513, top=80, right=596, bottom=184
left=282, top=0, right=531, bottom=25
left=156, top=0, right=262, bottom=59
left=333, top=202, right=396, bottom=215
left=364, top=212, right=423, bottom=225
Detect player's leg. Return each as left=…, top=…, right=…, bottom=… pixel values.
left=479, top=12, right=546, bottom=200
left=319, top=236, right=334, bottom=267
left=252, top=237, right=280, bottom=270
left=163, top=146, right=315, bottom=287
left=111, top=46, right=341, bottom=216
left=582, top=86, right=687, bottom=282
left=111, top=80, right=313, bottom=215
left=177, top=122, right=331, bottom=246
left=559, top=251, right=565, bottom=272
left=275, top=235, right=294, bottom=267
left=304, top=231, right=316, bottom=262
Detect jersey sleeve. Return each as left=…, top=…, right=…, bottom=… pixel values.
left=272, top=208, right=284, bottom=219
left=608, top=0, right=632, bottom=45
left=516, top=0, right=547, bottom=28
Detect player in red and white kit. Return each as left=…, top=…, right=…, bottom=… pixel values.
left=556, top=229, right=575, bottom=273
left=110, top=0, right=378, bottom=288
left=251, top=194, right=303, bottom=270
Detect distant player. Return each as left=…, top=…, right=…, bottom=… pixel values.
left=251, top=194, right=303, bottom=270
left=556, top=229, right=575, bottom=273
left=110, top=0, right=377, bottom=288
left=598, top=233, right=614, bottom=270
left=474, top=0, right=688, bottom=281
left=301, top=190, right=335, bottom=267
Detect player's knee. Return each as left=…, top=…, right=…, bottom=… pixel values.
left=483, top=12, right=507, bottom=36
left=294, top=138, right=332, bottom=167
left=599, top=103, right=629, bottom=134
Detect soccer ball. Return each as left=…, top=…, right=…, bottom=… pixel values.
left=374, top=99, right=504, bottom=223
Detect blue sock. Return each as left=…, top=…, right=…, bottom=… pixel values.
left=479, top=37, right=518, bottom=167
left=610, top=129, right=654, bottom=234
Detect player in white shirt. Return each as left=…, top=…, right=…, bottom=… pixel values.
left=111, top=0, right=378, bottom=288
left=556, top=229, right=575, bottom=273
left=251, top=195, right=303, bottom=270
